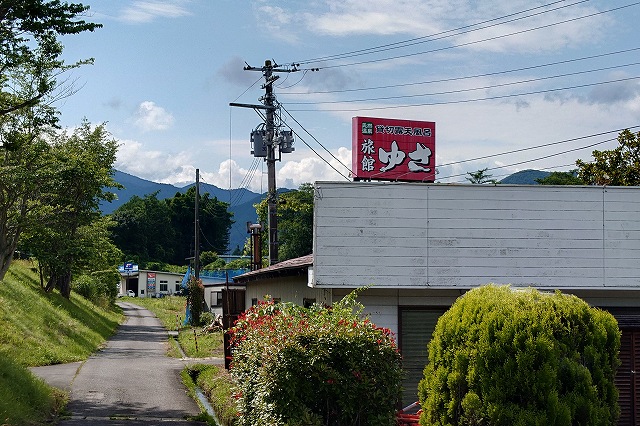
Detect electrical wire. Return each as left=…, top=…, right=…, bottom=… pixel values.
left=282, top=47, right=640, bottom=95
left=438, top=126, right=640, bottom=168
left=303, top=3, right=640, bottom=71
left=285, top=61, right=640, bottom=105
left=290, top=0, right=586, bottom=65
left=436, top=137, right=615, bottom=181
left=280, top=105, right=352, bottom=176
left=287, top=75, right=640, bottom=111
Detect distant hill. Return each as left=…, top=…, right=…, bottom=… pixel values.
left=499, top=169, right=551, bottom=185
left=102, top=170, right=264, bottom=253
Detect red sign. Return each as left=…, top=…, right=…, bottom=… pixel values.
left=352, top=116, right=435, bottom=182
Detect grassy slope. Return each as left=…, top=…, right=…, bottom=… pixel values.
left=0, top=260, right=122, bottom=366
left=0, top=260, right=123, bottom=425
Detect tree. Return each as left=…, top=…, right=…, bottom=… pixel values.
left=465, top=168, right=498, bottom=184
left=419, top=285, right=620, bottom=426
left=110, top=193, right=175, bottom=265
left=576, top=129, right=640, bottom=186
left=255, top=183, right=314, bottom=262
left=0, top=85, right=55, bottom=279
left=535, top=170, right=583, bottom=185
left=0, top=1, right=101, bottom=281
left=110, top=188, right=233, bottom=267
left=0, top=0, right=100, bottom=118
left=21, top=121, right=120, bottom=298
left=166, top=188, right=233, bottom=265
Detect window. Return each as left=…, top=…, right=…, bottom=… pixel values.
left=211, top=292, right=223, bottom=307
left=160, top=283, right=168, bottom=292
left=251, top=298, right=258, bottom=306
left=175, top=284, right=181, bottom=292
left=303, top=298, right=316, bottom=309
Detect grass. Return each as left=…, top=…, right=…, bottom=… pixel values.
left=183, top=364, right=238, bottom=426
left=0, top=260, right=123, bottom=425
left=0, top=260, right=123, bottom=367
left=178, top=329, right=224, bottom=358
left=0, top=354, right=68, bottom=425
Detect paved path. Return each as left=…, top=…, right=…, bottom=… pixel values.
left=32, top=302, right=213, bottom=425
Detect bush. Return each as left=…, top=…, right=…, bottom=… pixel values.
left=73, top=269, right=120, bottom=307
left=73, top=274, right=97, bottom=301
left=187, top=276, right=205, bottom=326
left=418, top=285, right=620, bottom=426
left=229, top=290, right=403, bottom=426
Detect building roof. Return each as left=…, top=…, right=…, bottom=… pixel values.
left=232, top=254, right=313, bottom=283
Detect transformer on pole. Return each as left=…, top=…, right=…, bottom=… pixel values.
left=230, top=59, right=297, bottom=265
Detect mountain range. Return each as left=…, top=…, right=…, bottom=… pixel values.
left=102, top=169, right=551, bottom=253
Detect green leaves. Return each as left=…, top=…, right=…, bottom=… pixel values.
left=576, top=129, right=640, bottom=186
left=1, top=1, right=101, bottom=118
left=229, top=291, right=404, bottom=426
left=419, top=285, right=620, bottom=426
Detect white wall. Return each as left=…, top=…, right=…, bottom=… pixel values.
left=245, top=275, right=332, bottom=307
left=313, top=182, right=640, bottom=290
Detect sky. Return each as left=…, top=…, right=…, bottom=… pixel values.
left=56, top=0, right=640, bottom=196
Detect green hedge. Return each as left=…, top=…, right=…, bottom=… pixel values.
left=229, top=290, right=403, bottom=426
left=418, top=285, right=620, bottom=426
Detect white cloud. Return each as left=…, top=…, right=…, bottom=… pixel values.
left=133, top=101, right=175, bottom=132
left=115, top=139, right=191, bottom=182
left=278, top=147, right=353, bottom=187
left=120, top=1, right=191, bottom=24
left=257, top=1, right=611, bottom=54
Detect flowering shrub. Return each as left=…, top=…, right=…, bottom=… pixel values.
left=186, top=276, right=204, bottom=325
left=228, top=290, right=403, bottom=426
left=419, top=285, right=620, bottom=426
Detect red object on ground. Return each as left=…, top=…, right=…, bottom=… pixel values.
left=396, top=402, right=421, bottom=425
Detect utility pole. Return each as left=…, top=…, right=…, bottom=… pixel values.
left=230, top=60, right=296, bottom=265
left=194, top=168, right=200, bottom=280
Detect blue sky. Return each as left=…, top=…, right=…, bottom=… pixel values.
left=57, top=0, right=640, bottom=192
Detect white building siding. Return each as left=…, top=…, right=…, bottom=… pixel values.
left=313, top=182, right=640, bottom=290
left=245, top=276, right=332, bottom=307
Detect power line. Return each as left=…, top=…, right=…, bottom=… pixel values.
left=290, top=0, right=586, bottom=65
left=280, top=105, right=352, bottom=177
left=282, top=47, right=640, bottom=95
left=436, top=137, right=615, bottom=181
left=287, top=75, right=640, bottom=111
left=285, top=62, right=640, bottom=105
left=304, top=3, right=640, bottom=71
left=437, top=126, right=640, bottom=168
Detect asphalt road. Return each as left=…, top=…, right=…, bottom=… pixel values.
left=32, top=302, right=208, bottom=425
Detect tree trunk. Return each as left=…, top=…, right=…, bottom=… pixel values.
left=44, top=271, right=72, bottom=298
left=0, top=226, right=19, bottom=281
left=59, top=271, right=72, bottom=299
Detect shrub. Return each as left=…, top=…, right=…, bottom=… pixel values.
left=73, top=274, right=97, bottom=301
left=187, top=276, right=205, bottom=326
left=73, top=269, right=120, bottom=307
left=229, top=290, right=403, bottom=426
left=418, top=285, right=620, bottom=426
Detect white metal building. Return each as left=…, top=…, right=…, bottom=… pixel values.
left=118, top=269, right=184, bottom=298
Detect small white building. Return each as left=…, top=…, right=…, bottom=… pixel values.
left=233, top=182, right=640, bottom=415
left=118, top=267, right=184, bottom=298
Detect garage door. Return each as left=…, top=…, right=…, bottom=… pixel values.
left=616, top=329, right=640, bottom=426
left=399, top=308, right=447, bottom=407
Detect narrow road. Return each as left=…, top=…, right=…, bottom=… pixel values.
left=33, top=302, right=206, bottom=425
